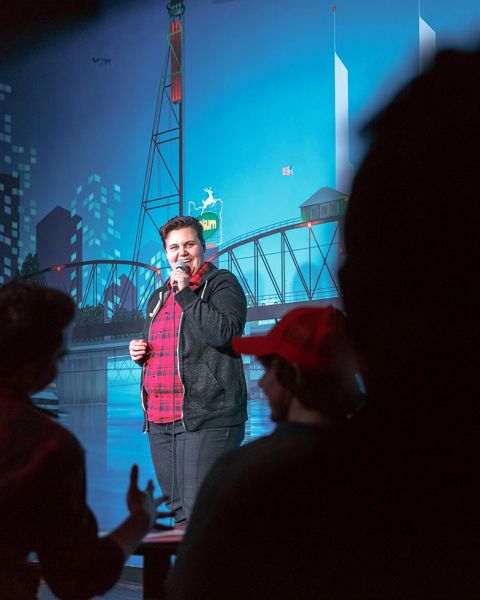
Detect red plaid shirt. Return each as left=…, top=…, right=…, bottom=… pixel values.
left=144, top=262, right=209, bottom=424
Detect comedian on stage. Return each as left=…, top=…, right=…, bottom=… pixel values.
left=129, top=215, right=247, bottom=525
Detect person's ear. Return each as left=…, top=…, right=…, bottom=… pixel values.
left=276, top=360, right=298, bottom=397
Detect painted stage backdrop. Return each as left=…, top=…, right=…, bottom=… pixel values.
left=1, top=0, right=479, bottom=561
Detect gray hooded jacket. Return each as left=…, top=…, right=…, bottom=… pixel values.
left=140, top=262, right=248, bottom=432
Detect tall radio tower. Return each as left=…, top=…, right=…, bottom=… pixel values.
left=133, top=0, right=185, bottom=262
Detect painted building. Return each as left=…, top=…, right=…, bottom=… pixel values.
left=0, top=82, right=38, bottom=264
left=36, top=205, right=83, bottom=299
left=0, top=173, right=20, bottom=284
left=71, top=173, right=122, bottom=303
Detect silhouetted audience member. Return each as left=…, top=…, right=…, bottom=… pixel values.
left=339, top=47, right=480, bottom=597
left=0, top=281, right=162, bottom=600
left=167, top=306, right=363, bottom=599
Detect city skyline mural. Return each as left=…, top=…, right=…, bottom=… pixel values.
left=1, top=0, right=479, bottom=559
left=2, top=0, right=479, bottom=284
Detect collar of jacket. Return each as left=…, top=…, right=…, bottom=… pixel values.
left=160, top=261, right=217, bottom=293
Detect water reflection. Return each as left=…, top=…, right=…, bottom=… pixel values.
left=58, top=367, right=274, bottom=565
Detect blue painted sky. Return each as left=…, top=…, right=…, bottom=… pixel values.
left=2, top=0, right=480, bottom=258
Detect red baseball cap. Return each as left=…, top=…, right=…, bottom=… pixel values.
left=232, top=306, right=352, bottom=373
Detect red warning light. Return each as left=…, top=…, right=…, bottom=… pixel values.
left=54, top=265, right=64, bottom=272
left=170, top=21, right=182, bottom=103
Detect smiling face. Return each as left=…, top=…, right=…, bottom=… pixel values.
left=164, top=226, right=205, bottom=276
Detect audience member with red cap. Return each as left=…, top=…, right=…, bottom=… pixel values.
left=167, top=306, right=363, bottom=600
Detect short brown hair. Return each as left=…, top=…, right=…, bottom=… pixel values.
left=159, top=216, right=206, bottom=250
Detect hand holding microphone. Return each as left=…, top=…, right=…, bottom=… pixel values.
left=171, top=260, right=191, bottom=293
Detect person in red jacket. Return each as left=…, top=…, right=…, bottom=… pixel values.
left=0, top=281, right=162, bottom=600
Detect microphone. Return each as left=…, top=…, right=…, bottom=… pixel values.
left=172, top=260, right=190, bottom=293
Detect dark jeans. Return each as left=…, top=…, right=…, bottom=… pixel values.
left=148, top=420, right=245, bottom=523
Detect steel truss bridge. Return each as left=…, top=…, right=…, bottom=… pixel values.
left=31, top=217, right=344, bottom=394
left=33, top=216, right=343, bottom=337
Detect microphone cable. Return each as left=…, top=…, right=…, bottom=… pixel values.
left=170, top=285, right=177, bottom=528
left=170, top=261, right=189, bottom=528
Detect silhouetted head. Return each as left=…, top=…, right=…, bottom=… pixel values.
left=0, top=281, right=75, bottom=393
left=233, top=307, right=362, bottom=424
left=339, top=48, right=480, bottom=397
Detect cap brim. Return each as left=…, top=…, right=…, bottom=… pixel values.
left=232, top=334, right=276, bottom=357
